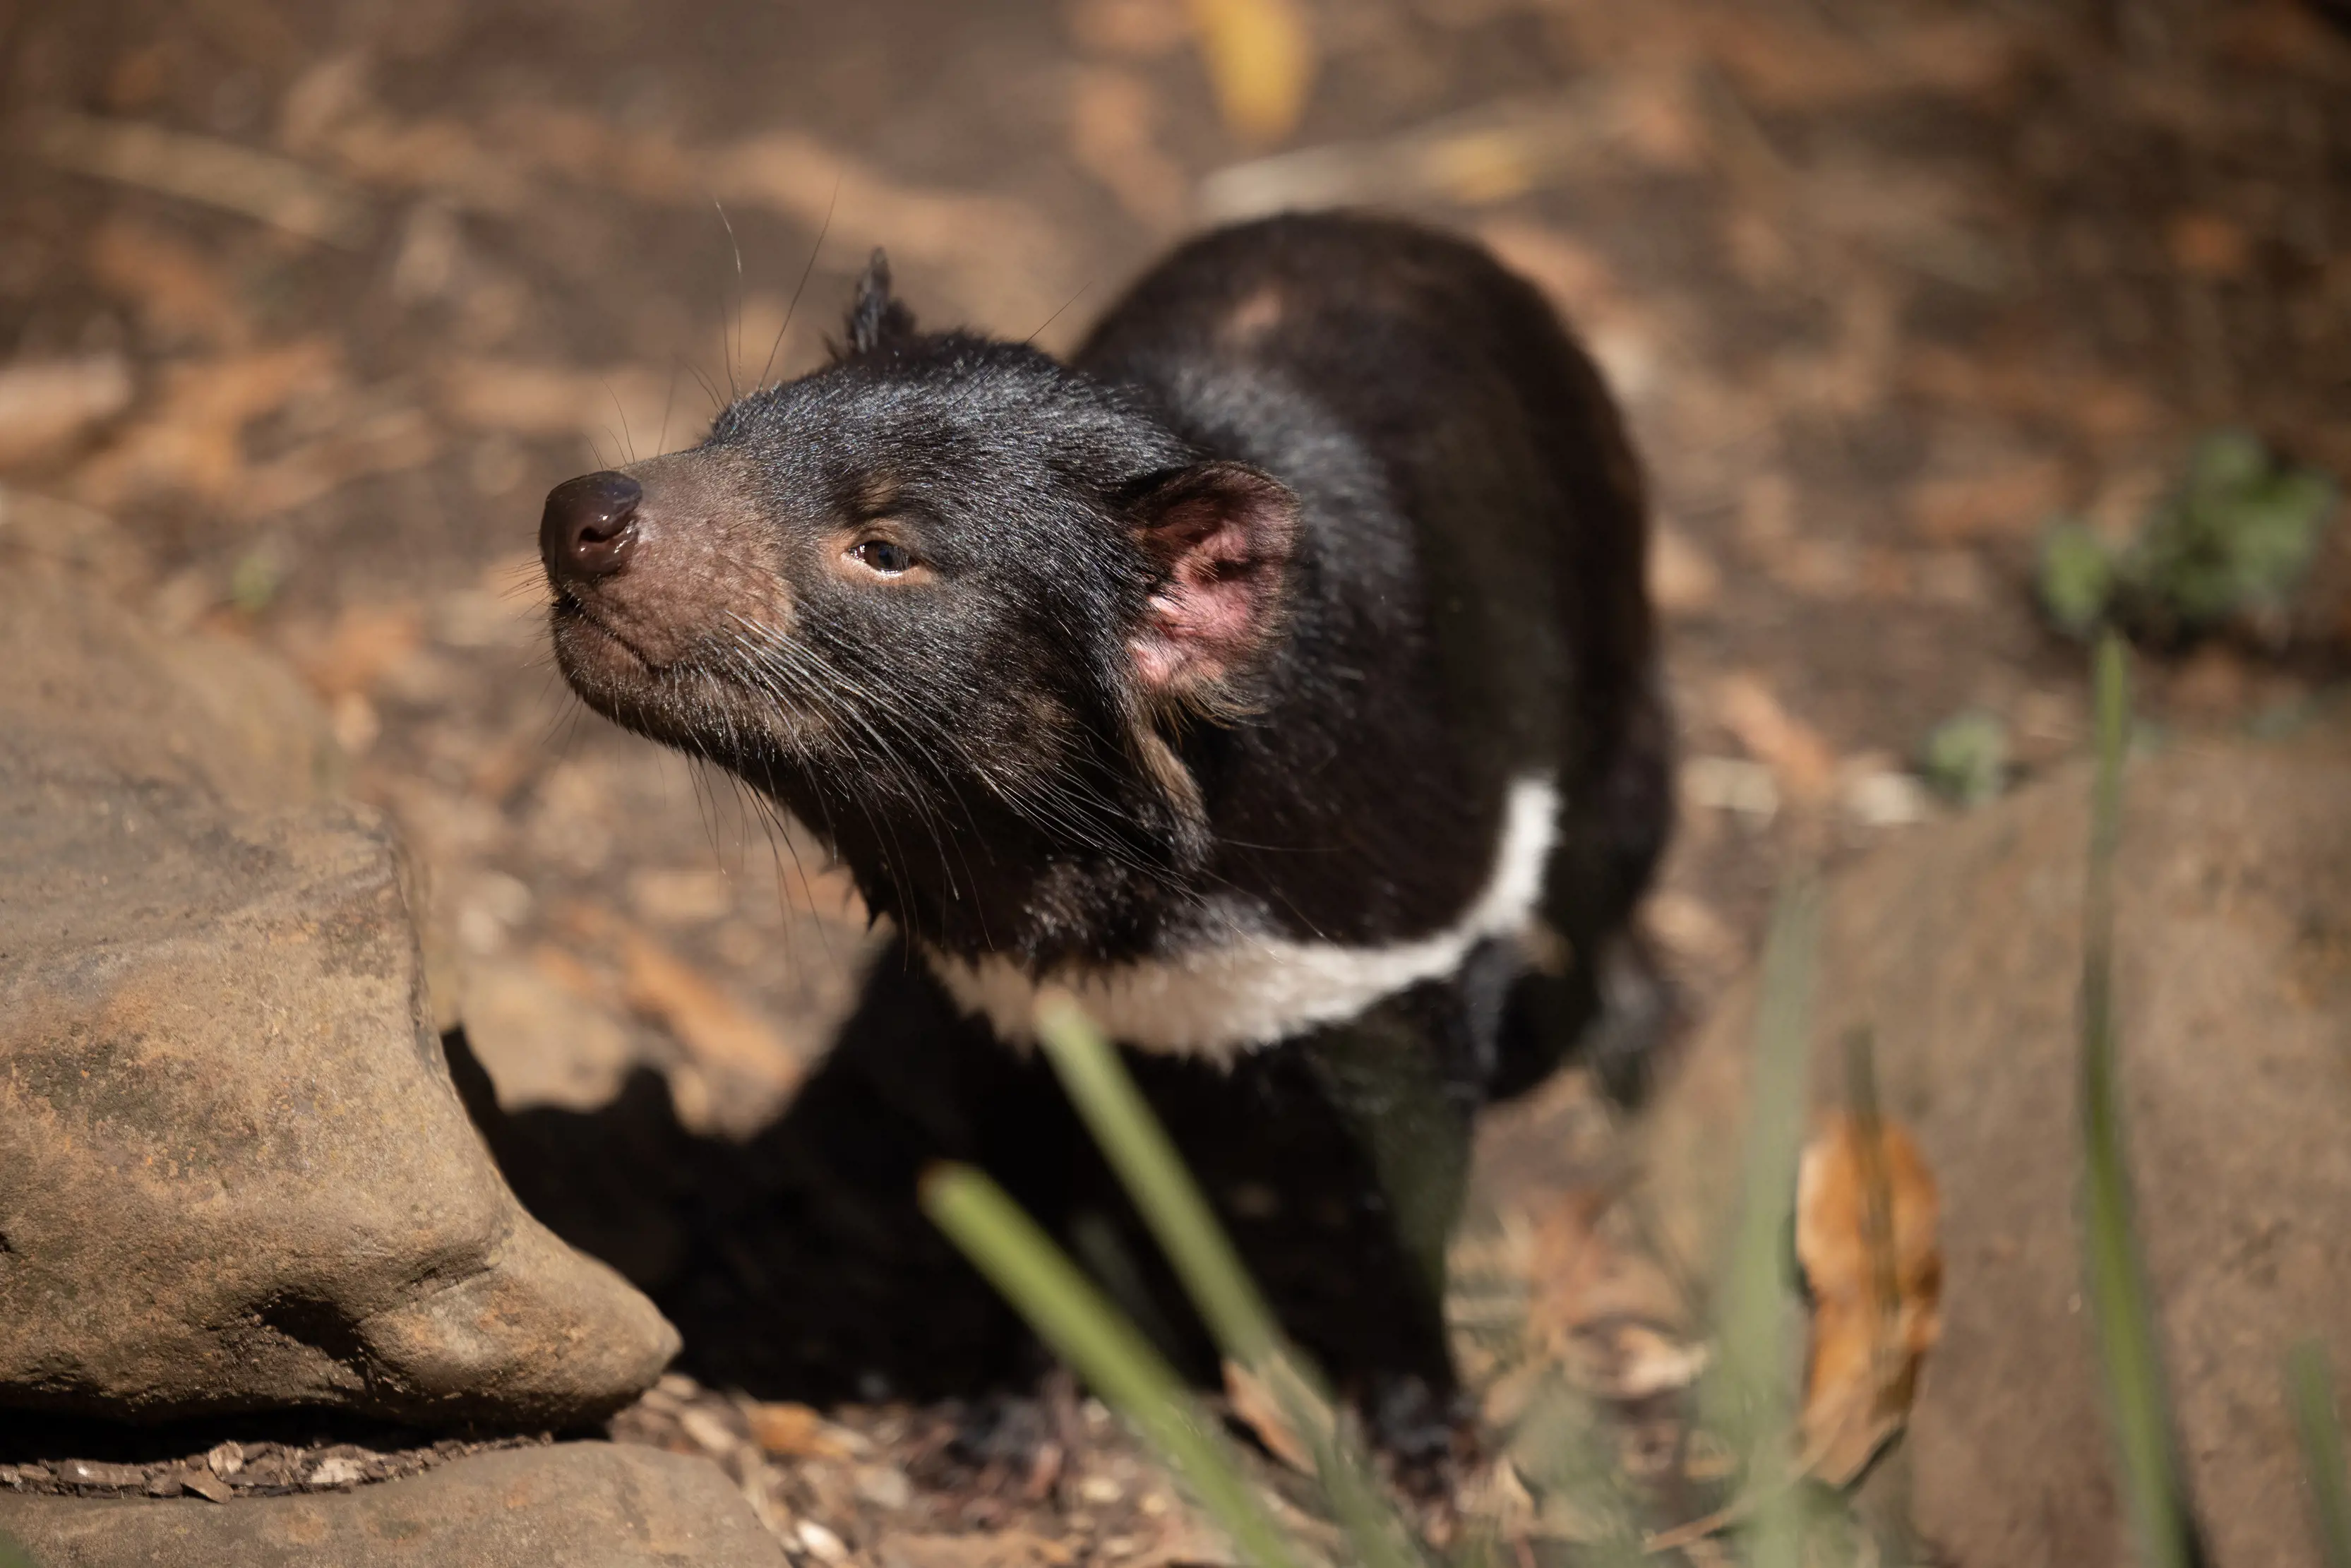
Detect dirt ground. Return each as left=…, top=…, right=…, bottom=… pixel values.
left=3, top=0, right=2348, bottom=1559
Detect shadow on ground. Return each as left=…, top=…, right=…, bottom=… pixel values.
left=450, top=951, right=1461, bottom=1428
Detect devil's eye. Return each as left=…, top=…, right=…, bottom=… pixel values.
left=849, top=539, right=916, bottom=576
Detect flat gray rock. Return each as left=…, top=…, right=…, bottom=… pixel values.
left=0, top=571, right=678, bottom=1425
left=1639, top=724, right=2351, bottom=1567
left=0, top=1442, right=787, bottom=1567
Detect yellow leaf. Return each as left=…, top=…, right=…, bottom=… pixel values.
left=1794, top=1111, right=1944, bottom=1486
left=1221, top=1358, right=1314, bottom=1472
left=1187, top=0, right=1315, bottom=146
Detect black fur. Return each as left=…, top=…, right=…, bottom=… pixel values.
left=539, top=211, right=1671, bottom=1392
left=844, top=249, right=919, bottom=357
left=547, top=213, right=1665, bottom=998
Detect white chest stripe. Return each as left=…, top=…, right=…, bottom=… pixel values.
left=923, top=776, right=1560, bottom=1061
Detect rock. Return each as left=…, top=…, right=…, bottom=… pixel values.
left=1638, top=726, right=2351, bottom=1567
left=0, top=570, right=678, bottom=1425
left=0, top=1442, right=788, bottom=1567
left=1, top=550, right=341, bottom=813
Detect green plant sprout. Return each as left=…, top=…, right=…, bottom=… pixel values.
left=2287, top=1339, right=2351, bottom=1568
left=2078, top=632, right=2210, bottom=1568
left=2037, top=430, right=2338, bottom=643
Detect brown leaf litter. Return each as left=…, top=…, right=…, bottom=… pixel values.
left=1793, top=1110, right=1943, bottom=1487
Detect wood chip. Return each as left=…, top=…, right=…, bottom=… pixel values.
left=744, top=1399, right=866, bottom=1459
left=796, top=1519, right=851, bottom=1564
left=677, top=1404, right=743, bottom=1458
left=54, top=1459, right=145, bottom=1488
left=307, top=1456, right=366, bottom=1487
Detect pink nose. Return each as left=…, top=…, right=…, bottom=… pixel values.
left=540, top=471, right=642, bottom=583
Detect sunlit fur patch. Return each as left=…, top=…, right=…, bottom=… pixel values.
left=1216, top=284, right=1286, bottom=349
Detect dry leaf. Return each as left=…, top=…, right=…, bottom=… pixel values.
left=1187, top=0, right=1316, bottom=146
left=1793, top=1111, right=1943, bottom=1486
left=0, top=357, right=134, bottom=469
left=1222, top=1359, right=1314, bottom=1472
left=41, top=114, right=371, bottom=248
left=1204, top=88, right=1694, bottom=222
left=74, top=340, right=339, bottom=507
left=1513, top=1184, right=1689, bottom=1376
left=287, top=602, right=424, bottom=699
left=276, top=75, right=1081, bottom=329
left=1713, top=674, right=1838, bottom=806
left=743, top=1400, right=866, bottom=1460
left=622, top=930, right=806, bottom=1102
left=88, top=217, right=251, bottom=349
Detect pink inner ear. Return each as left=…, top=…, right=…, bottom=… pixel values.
left=1128, top=470, right=1296, bottom=697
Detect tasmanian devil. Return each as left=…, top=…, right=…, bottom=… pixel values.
left=537, top=211, right=1670, bottom=1406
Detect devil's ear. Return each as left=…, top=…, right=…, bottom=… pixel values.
left=845, top=249, right=918, bottom=355
left=1125, top=462, right=1300, bottom=711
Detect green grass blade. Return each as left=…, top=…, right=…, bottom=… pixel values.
left=0, top=1531, right=35, bottom=1568
left=1031, top=996, right=1430, bottom=1568
left=919, top=1162, right=1306, bottom=1568
left=2287, top=1339, right=2351, bottom=1568
left=1034, top=994, right=1286, bottom=1370
left=1708, top=878, right=1819, bottom=1437
left=1698, top=876, right=1821, bottom=1567
left=2078, top=632, right=2208, bottom=1568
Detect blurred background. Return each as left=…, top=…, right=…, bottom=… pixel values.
left=2, top=0, right=2347, bottom=1555
left=3, top=0, right=2345, bottom=1128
